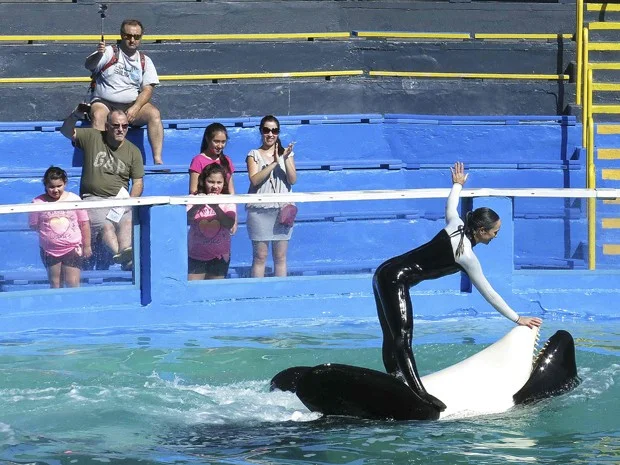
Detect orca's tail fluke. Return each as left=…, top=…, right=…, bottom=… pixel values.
left=269, top=366, right=311, bottom=393
left=513, top=329, right=581, bottom=405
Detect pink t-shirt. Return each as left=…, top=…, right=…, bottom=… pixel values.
left=189, top=153, right=235, bottom=183
left=29, top=192, right=89, bottom=257
left=187, top=195, right=237, bottom=261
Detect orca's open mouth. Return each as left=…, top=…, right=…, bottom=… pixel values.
left=514, top=329, right=581, bottom=405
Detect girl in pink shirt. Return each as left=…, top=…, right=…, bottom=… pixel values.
left=187, top=164, right=237, bottom=280
left=29, top=166, right=92, bottom=288
left=188, top=122, right=235, bottom=195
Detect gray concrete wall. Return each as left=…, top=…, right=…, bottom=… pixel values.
left=0, top=41, right=573, bottom=76
left=0, top=1, right=575, bottom=35
left=0, top=1, right=577, bottom=120
left=0, top=79, right=573, bottom=121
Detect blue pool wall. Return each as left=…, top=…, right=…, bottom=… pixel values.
left=0, top=113, right=618, bottom=333
left=0, top=113, right=587, bottom=273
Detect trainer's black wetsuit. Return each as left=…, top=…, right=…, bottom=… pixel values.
left=372, top=183, right=521, bottom=414
left=373, top=229, right=462, bottom=412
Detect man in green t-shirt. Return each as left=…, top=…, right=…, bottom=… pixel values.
left=61, top=108, right=144, bottom=268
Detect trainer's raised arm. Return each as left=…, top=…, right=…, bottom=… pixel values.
left=445, top=162, right=468, bottom=226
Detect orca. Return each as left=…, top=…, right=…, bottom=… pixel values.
left=270, top=326, right=580, bottom=420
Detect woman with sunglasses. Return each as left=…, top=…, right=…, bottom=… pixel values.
left=246, top=115, right=297, bottom=277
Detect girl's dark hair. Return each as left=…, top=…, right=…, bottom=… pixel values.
left=42, top=166, right=68, bottom=186
left=453, top=207, right=500, bottom=256
left=197, top=163, right=229, bottom=195
left=260, top=115, right=285, bottom=155
left=200, top=123, right=232, bottom=175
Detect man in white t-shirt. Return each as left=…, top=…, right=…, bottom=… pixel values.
left=85, top=19, right=164, bottom=165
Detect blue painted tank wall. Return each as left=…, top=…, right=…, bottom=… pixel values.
left=0, top=114, right=586, bottom=277
left=0, top=114, right=617, bottom=334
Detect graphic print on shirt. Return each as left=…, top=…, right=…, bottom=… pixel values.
left=93, top=150, right=127, bottom=175
left=113, top=58, right=141, bottom=84
left=49, top=216, right=71, bottom=236
left=198, top=218, right=224, bottom=242
left=40, top=210, right=79, bottom=241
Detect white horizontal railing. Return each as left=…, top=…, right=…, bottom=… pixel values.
left=1, top=188, right=619, bottom=215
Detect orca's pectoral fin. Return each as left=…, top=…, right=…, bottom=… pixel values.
left=270, top=366, right=312, bottom=393
left=296, top=363, right=442, bottom=421
left=422, top=391, right=447, bottom=412
left=513, top=330, right=581, bottom=404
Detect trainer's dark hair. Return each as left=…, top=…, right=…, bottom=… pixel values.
left=466, top=207, right=500, bottom=232
left=259, top=115, right=285, bottom=156
left=197, top=163, right=229, bottom=195
left=42, top=166, right=68, bottom=186
left=453, top=207, right=500, bottom=256
left=120, top=19, right=144, bottom=34
left=200, top=123, right=232, bottom=176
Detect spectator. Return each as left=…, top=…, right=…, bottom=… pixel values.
left=246, top=115, right=297, bottom=277
left=29, top=166, right=92, bottom=288
left=187, top=164, right=236, bottom=280
left=61, top=107, right=144, bottom=270
left=85, top=19, right=164, bottom=165
left=189, top=122, right=237, bottom=234
left=189, top=123, right=236, bottom=195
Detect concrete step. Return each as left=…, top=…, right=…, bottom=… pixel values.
left=0, top=78, right=575, bottom=122
left=0, top=40, right=575, bottom=79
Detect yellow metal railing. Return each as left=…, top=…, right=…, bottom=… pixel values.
left=579, top=7, right=620, bottom=269
left=577, top=0, right=584, bottom=105
left=580, top=22, right=597, bottom=269
left=582, top=27, right=589, bottom=148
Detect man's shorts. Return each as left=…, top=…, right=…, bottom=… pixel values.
left=40, top=248, right=82, bottom=269
left=188, top=256, right=230, bottom=277
left=82, top=194, right=132, bottom=235
left=90, top=98, right=134, bottom=114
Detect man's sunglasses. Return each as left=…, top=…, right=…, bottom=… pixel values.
left=121, top=33, right=142, bottom=40
left=261, top=127, right=280, bottom=135
left=110, top=123, right=129, bottom=130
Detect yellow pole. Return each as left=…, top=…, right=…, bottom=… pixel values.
left=587, top=67, right=596, bottom=268
left=582, top=28, right=589, bottom=146
left=588, top=196, right=596, bottom=270
left=587, top=69, right=595, bottom=190
left=576, top=0, right=584, bottom=105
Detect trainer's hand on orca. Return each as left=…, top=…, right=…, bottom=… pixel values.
left=516, top=316, right=543, bottom=328
left=451, top=161, right=468, bottom=185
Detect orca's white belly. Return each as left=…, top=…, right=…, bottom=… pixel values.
left=421, top=326, right=539, bottom=419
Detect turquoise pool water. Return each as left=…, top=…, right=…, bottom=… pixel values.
left=0, top=316, right=618, bottom=465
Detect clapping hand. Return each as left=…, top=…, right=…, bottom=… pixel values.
left=283, top=142, right=295, bottom=159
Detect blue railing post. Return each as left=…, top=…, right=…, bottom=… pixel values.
left=141, top=204, right=188, bottom=306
